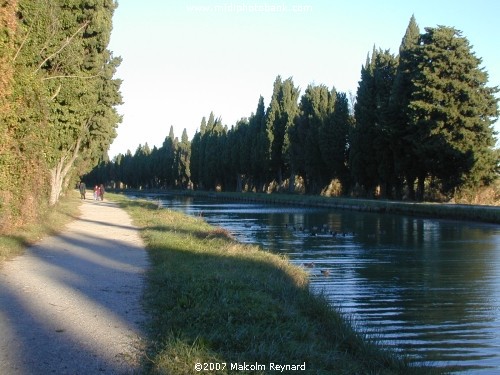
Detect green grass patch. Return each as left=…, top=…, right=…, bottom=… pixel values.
left=0, top=190, right=81, bottom=263
left=111, top=193, right=440, bottom=375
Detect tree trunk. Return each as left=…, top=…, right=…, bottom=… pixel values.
left=236, top=174, right=242, bottom=192
left=288, top=172, right=295, bottom=193
left=277, top=167, right=283, bottom=187
left=417, top=175, right=426, bottom=201
left=406, top=175, right=416, bottom=201
left=394, top=178, right=403, bottom=200
left=49, top=161, right=64, bottom=206
left=379, top=183, right=387, bottom=199
left=48, top=136, right=83, bottom=205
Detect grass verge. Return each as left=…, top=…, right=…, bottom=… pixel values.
left=111, top=193, right=440, bottom=375
left=0, top=190, right=81, bottom=264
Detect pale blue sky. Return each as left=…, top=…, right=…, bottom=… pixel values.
left=108, top=0, right=500, bottom=157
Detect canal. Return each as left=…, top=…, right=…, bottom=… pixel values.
left=155, top=194, right=500, bottom=373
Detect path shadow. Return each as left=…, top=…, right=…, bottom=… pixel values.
left=0, top=207, right=149, bottom=374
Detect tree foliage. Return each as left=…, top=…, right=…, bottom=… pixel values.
left=350, top=48, right=398, bottom=197
left=88, top=16, right=498, bottom=204
left=0, top=0, right=122, bottom=231
left=388, top=15, right=421, bottom=199
left=290, top=84, right=336, bottom=193
left=407, top=26, right=499, bottom=198
left=266, top=76, right=300, bottom=185
left=86, top=128, right=192, bottom=191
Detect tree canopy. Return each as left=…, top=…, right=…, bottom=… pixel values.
left=4, top=9, right=497, bottom=229
left=407, top=26, right=499, bottom=198
left=0, top=0, right=122, bottom=231
left=91, top=16, right=499, bottom=202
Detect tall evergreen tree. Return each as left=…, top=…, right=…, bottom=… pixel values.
left=15, top=0, right=122, bottom=204
left=132, top=143, right=151, bottom=188
left=372, top=49, right=398, bottom=198
left=388, top=15, right=421, bottom=199
left=237, top=118, right=252, bottom=188
left=350, top=47, right=397, bottom=197
left=149, top=146, right=161, bottom=188
left=1, top=0, right=121, bottom=231
left=189, top=116, right=206, bottom=189
left=159, top=126, right=176, bottom=187
left=350, top=50, right=380, bottom=196
left=1, top=0, right=50, bottom=228
left=265, top=76, right=300, bottom=187
left=121, top=150, right=133, bottom=187
left=320, top=91, right=353, bottom=194
left=249, top=96, right=269, bottom=191
left=176, top=128, right=191, bottom=189
left=291, top=84, right=335, bottom=193
left=408, top=26, right=499, bottom=198
left=202, top=114, right=225, bottom=189
left=226, top=118, right=251, bottom=192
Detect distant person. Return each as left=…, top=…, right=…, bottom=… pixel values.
left=79, top=182, right=86, bottom=200
left=94, top=185, right=100, bottom=201
left=99, top=184, right=105, bottom=201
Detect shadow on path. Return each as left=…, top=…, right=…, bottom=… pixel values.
left=0, top=200, right=149, bottom=374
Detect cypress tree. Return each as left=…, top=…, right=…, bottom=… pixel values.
left=408, top=26, right=499, bottom=199
left=265, top=76, right=300, bottom=187
left=388, top=15, right=421, bottom=199
left=176, top=128, right=191, bottom=189
left=350, top=50, right=381, bottom=196
left=13, top=0, right=122, bottom=205
left=136, top=143, right=152, bottom=188
left=159, top=126, right=176, bottom=188
left=292, top=84, right=335, bottom=193
left=231, top=118, right=251, bottom=191
left=249, top=96, right=268, bottom=191
left=203, top=114, right=225, bottom=190
left=320, top=91, right=353, bottom=194
left=372, top=49, right=398, bottom=198
left=238, top=119, right=250, bottom=183
left=1, top=0, right=51, bottom=227
left=190, top=116, right=206, bottom=189
left=351, top=48, right=397, bottom=197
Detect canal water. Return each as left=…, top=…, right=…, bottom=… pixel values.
left=155, top=194, right=500, bottom=373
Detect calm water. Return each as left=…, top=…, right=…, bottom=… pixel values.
left=156, top=194, right=500, bottom=373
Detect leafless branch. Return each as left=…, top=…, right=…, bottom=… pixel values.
left=14, top=27, right=31, bottom=62
left=34, top=20, right=90, bottom=74
left=49, top=84, right=61, bottom=100
left=42, top=73, right=101, bottom=81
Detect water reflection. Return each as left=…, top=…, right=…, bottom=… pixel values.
left=156, top=194, right=500, bottom=372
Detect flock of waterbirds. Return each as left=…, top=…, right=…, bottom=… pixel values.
left=282, top=223, right=356, bottom=277
left=153, top=197, right=373, bottom=279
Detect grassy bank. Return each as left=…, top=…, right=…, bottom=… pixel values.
left=0, top=190, right=81, bottom=263
left=112, top=193, right=439, bottom=374
left=170, top=190, right=500, bottom=224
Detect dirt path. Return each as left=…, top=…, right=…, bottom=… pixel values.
left=0, top=199, right=149, bottom=374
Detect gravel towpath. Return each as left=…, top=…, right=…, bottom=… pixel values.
left=0, top=199, right=149, bottom=374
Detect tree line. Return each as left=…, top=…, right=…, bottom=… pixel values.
left=90, top=16, right=499, bottom=201
left=1, top=0, right=121, bottom=231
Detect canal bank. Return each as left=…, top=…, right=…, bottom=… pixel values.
left=111, top=193, right=441, bottom=374
left=171, top=190, right=500, bottom=224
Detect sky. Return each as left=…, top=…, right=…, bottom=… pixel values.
left=107, top=0, right=500, bottom=158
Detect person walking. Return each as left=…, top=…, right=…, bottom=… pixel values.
left=79, top=182, right=86, bottom=200
left=99, top=184, right=105, bottom=201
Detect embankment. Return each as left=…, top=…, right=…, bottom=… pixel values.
left=112, top=193, right=442, bottom=374
left=174, top=191, right=500, bottom=224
